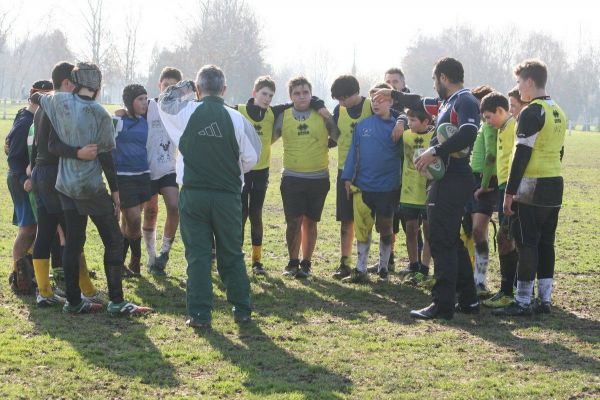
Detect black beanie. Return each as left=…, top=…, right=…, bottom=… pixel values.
left=122, top=84, right=147, bottom=116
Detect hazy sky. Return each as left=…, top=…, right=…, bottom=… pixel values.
left=7, top=0, right=600, bottom=78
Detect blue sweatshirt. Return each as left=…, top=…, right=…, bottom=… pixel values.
left=6, top=108, right=34, bottom=185
left=341, top=114, right=402, bottom=192
left=112, top=116, right=150, bottom=175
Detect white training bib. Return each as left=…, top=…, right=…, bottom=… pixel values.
left=147, top=98, right=177, bottom=180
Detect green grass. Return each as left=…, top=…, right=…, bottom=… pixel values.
left=1, top=107, right=599, bottom=399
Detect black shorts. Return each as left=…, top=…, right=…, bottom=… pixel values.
left=400, top=206, right=427, bottom=221
left=336, top=170, right=353, bottom=221
left=280, top=176, right=330, bottom=222
left=118, top=174, right=151, bottom=209
left=31, top=164, right=63, bottom=214
left=467, top=173, right=497, bottom=216
left=150, top=172, right=178, bottom=196
left=243, top=168, right=269, bottom=192
left=361, top=190, right=400, bottom=219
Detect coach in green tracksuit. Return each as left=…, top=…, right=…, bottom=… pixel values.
left=158, top=65, right=261, bottom=328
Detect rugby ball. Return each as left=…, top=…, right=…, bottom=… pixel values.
left=413, top=148, right=445, bottom=181
left=436, top=123, right=470, bottom=158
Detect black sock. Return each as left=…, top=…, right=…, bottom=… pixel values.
left=389, top=252, right=395, bottom=264
left=288, top=258, right=300, bottom=267
left=130, top=237, right=142, bottom=258
left=419, top=263, right=429, bottom=275
left=300, top=259, right=311, bottom=269
left=409, top=261, right=420, bottom=272
left=499, top=249, right=518, bottom=296
left=122, top=237, right=130, bottom=262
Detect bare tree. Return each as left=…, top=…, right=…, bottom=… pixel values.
left=122, top=20, right=139, bottom=84
left=82, top=0, right=109, bottom=67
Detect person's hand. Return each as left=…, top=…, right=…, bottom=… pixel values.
left=318, top=107, right=332, bottom=120
left=371, top=88, right=393, bottom=104
left=77, top=144, right=98, bottom=160
left=111, top=191, right=121, bottom=218
left=23, top=178, right=32, bottom=192
left=474, top=187, right=493, bottom=200
left=114, top=108, right=127, bottom=117
left=26, top=164, right=32, bottom=177
left=414, top=147, right=436, bottom=172
left=391, top=121, right=404, bottom=142
left=503, top=193, right=514, bottom=216
left=344, top=180, right=352, bottom=200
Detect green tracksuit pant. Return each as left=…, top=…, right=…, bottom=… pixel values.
left=179, top=187, right=251, bottom=323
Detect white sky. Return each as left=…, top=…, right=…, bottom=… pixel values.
left=6, top=0, right=600, bottom=77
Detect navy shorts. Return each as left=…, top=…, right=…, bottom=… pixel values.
left=7, top=172, right=36, bottom=226
left=118, top=173, right=151, bottom=209
left=336, top=170, right=353, bottom=221
left=150, top=172, right=178, bottom=196
left=400, top=206, right=427, bottom=221
left=361, top=190, right=400, bottom=219
left=280, top=176, right=330, bottom=222
left=467, top=173, right=497, bottom=216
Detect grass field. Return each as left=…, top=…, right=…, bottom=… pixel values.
left=0, top=104, right=599, bottom=399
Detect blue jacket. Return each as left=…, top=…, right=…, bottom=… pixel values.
left=6, top=108, right=34, bottom=185
left=341, top=114, right=402, bottom=192
left=113, top=116, right=150, bottom=174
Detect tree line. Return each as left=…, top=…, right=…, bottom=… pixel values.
left=1, top=1, right=598, bottom=126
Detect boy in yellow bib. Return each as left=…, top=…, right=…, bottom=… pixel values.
left=272, top=77, right=340, bottom=279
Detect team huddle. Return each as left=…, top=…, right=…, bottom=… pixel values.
left=5, top=56, right=566, bottom=326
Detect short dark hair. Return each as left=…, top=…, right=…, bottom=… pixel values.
left=330, top=75, right=360, bottom=99
left=51, top=61, right=75, bottom=89
left=508, top=86, right=526, bottom=104
left=253, top=75, right=276, bottom=92
left=480, top=92, right=509, bottom=113
left=406, top=108, right=432, bottom=123
left=433, top=57, right=464, bottom=84
left=196, top=64, right=225, bottom=95
left=384, top=68, right=404, bottom=78
left=288, top=76, right=312, bottom=96
left=159, top=67, right=182, bottom=83
left=514, top=59, right=547, bottom=89
left=369, top=82, right=392, bottom=95
left=471, top=85, right=495, bottom=101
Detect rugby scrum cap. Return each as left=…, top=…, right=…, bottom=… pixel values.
left=71, top=62, right=102, bottom=91
left=30, top=80, right=53, bottom=96
left=122, top=84, right=147, bottom=115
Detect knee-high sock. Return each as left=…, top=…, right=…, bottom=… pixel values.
left=33, top=258, right=52, bottom=297
left=515, top=280, right=534, bottom=306
left=537, top=278, right=553, bottom=303
left=474, top=241, right=489, bottom=286
left=379, top=235, right=392, bottom=272
left=78, top=253, right=97, bottom=297
left=356, top=235, right=371, bottom=273
left=142, top=228, right=156, bottom=265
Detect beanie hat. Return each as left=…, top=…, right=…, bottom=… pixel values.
left=122, top=84, right=147, bottom=116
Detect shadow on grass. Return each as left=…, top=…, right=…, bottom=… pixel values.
left=129, top=273, right=187, bottom=315
left=248, top=273, right=430, bottom=325
left=23, top=298, right=179, bottom=388
left=196, top=321, right=352, bottom=399
left=445, top=305, right=600, bottom=376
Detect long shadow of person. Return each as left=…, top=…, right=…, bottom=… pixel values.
left=248, top=273, right=430, bottom=326
left=196, top=321, right=352, bottom=399
left=22, top=299, right=179, bottom=391
left=129, top=273, right=188, bottom=316
left=446, top=306, right=600, bottom=376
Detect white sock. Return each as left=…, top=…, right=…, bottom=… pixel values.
left=143, top=229, right=156, bottom=264
left=356, top=238, right=371, bottom=273
left=379, top=237, right=392, bottom=272
left=515, top=280, right=534, bottom=306
left=160, top=236, right=174, bottom=254
left=537, top=278, right=554, bottom=303
left=474, top=249, right=489, bottom=286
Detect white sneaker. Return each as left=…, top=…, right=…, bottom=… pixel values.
left=81, top=292, right=104, bottom=304
left=36, top=292, right=66, bottom=307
